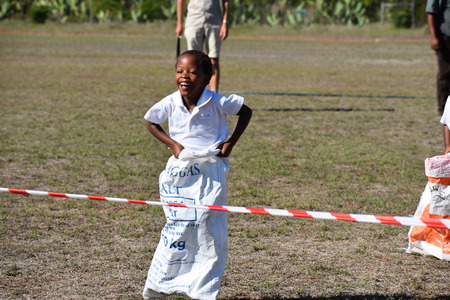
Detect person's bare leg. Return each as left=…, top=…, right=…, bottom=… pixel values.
left=210, top=57, right=220, bottom=92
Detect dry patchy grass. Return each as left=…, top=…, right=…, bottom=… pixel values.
left=1, top=22, right=449, bottom=299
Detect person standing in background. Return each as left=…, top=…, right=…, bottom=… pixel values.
left=427, top=0, right=450, bottom=115
left=176, top=0, right=230, bottom=92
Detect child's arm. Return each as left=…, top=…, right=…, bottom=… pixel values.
left=217, top=104, right=252, bottom=157
left=444, top=125, right=450, bottom=154
left=146, top=121, right=184, bottom=158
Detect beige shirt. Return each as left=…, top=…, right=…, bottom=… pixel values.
left=185, top=0, right=223, bottom=28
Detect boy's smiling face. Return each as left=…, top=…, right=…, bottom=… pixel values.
left=175, top=54, right=209, bottom=103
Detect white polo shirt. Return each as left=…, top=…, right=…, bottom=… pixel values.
left=441, top=96, right=450, bottom=126
left=144, top=88, right=244, bottom=151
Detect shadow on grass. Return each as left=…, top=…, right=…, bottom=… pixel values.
left=258, top=108, right=395, bottom=112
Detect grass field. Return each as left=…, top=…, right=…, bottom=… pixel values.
left=1, top=22, right=449, bottom=299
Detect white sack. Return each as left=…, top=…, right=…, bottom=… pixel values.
left=144, top=150, right=230, bottom=299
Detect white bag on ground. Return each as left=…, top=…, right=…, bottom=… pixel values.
left=143, top=150, right=230, bottom=299
left=407, top=154, right=450, bottom=260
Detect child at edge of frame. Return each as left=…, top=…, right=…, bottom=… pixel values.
left=141, top=49, right=252, bottom=300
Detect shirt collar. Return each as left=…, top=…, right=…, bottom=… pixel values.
left=174, top=88, right=213, bottom=109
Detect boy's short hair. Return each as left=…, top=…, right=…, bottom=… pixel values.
left=177, top=50, right=213, bottom=82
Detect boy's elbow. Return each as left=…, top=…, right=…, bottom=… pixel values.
left=146, top=121, right=161, bottom=133
left=239, top=104, right=252, bottom=118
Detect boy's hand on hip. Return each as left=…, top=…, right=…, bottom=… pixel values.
left=217, top=142, right=234, bottom=157
left=172, top=144, right=185, bottom=158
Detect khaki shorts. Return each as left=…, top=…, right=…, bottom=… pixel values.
left=184, top=25, right=221, bottom=58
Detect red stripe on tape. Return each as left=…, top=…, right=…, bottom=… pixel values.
left=128, top=199, right=148, bottom=205
left=375, top=215, right=402, bottom=225
left=246, top=207, right=270, bottom=215
left=420, top=218, right=448, bottom=229
left=48, top=192, right=68, bottom=198
left=206, top=205, right=229, bottom=212
left=168, top=202, right=188, bottom=208
left=87, top=196, right=107, bottom=201
left=289, top=210, right=314, bottom=218
left=9, top=189, right=30, bottom=195
left=331, top=213, right=357, bottom=222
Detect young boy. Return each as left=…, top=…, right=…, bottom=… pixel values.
left=142, top=50, right=252, bottom=299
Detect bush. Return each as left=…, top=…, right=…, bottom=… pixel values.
left=392, top=8, right=412, bottom=28
left=29, top=5, right=51, bottom=23
left=141, top=0, right=164, bottom=22
left=93, top=0, right=121, bottom=21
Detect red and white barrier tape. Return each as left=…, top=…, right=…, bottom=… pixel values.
left=1, top=187, right=450, bottom=229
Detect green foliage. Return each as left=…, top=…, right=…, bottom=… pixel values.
left=47, top=0, right=87, bottom=22
left=313, top=0, right=368, bottom=25
left=129, top=0, right=143, bottom=22
left=15, top=0, right=88, bottom=23
left=230, top=0, right=261, bottom=25
left=29, top=4, right=51, bottom=23
left=159, top=0, right=176, bottom=20
left=391, top=8, right=412, bottom=28
left=336, top=0, right=368, bottom=25
left=0, top=0, right=424, bottom=27
left=94, top=0, right=121, bottom=22
left=0, top=0, right=34, bottom=20
left=230, top=0, right=314, bottom=27
left=0, top=1, right=12, bottom=20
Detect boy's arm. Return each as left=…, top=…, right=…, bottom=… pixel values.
left=146, top=121, right=184, bottom=158
left=218, top=104, right=252, bottom=157
left=444, top=125, right=450, bottom=154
